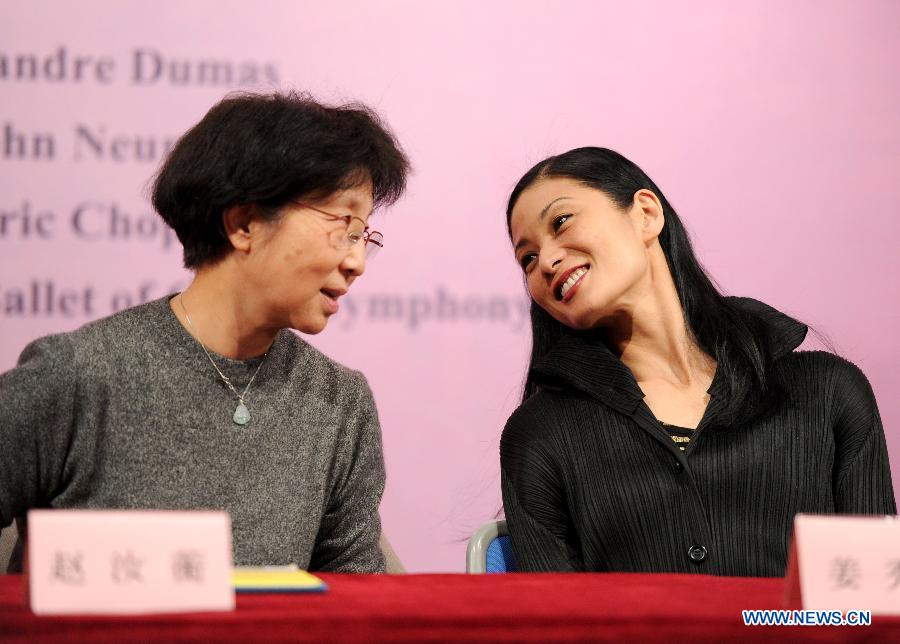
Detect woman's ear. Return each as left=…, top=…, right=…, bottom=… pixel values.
left=633, top=189, right=665, bottom=243
left=223, top=204, right=255, bottom=253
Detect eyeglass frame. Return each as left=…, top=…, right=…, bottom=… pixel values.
left=288, top=200, right=384, bottom=256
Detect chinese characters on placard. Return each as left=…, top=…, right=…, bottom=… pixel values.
left=887, top=559, right=900, bottom=591
left=828, top=556, right=900, bottom=592
left=51, top=551, right=85, bottom=585
left=50, top=550, right=205, bottom=584
left=111, top=550, right=143, bottom=584
left=172, top=550, right=205, bottom=583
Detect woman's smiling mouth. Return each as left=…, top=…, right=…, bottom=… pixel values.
left=555, top=266, right=590, bottom=302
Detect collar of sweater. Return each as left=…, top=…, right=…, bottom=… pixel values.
left=529, top=297, right=808, bottom=416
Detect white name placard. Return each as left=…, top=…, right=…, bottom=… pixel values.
left=27, top=509, right=235, bottom=615
left=784, top=514, right=900, bottom=615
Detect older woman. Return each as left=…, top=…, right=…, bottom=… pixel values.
left=0, top=91, right=409, bottom=573
left=502, top=147, right=895, bottom=575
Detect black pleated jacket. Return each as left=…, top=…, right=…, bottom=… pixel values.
left=500, top=299, right=896, bottom=576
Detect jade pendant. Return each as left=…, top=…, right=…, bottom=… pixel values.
left=233, top=402, right=251, bottom=425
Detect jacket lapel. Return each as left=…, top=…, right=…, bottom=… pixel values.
left=528, top=297, right=808, bottom=453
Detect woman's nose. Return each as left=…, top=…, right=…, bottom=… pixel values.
left=539, top=246, right=564, bottom=275
left=340, top=241, right=367, bottom=277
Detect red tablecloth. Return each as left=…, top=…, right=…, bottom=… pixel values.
left=1, top=572, right=898, bottom=642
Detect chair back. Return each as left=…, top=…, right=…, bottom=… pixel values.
left=466, top=520, right=516, bottom=573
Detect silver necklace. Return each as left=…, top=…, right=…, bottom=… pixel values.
left=179, top=295, right=267, bottom=426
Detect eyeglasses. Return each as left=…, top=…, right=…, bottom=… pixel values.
left=289, top=201, right=384, bottom=259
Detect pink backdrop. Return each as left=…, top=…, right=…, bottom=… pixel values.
left=2, top=0, right=898, bottom=572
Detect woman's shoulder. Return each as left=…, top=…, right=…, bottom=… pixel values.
left=502, top=387, right=587, bottom=449
left=7, top=302, right=163, bottom=394
left=274, top=330, right=370, bottom=395
left=9, top=331, right=77, bottom=385
left=779, top=349, right=870, bottom=382
left=14, top=297, right=170, bottom=365
left=53, top=296, right=176, bottom=348
left=779, top=350, right=877, bottom=411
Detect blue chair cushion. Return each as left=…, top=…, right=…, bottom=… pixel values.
left=485, top=535, right=516, bottom=573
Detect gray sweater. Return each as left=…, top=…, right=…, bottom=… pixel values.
left=0, top=296, right=385, bottom=573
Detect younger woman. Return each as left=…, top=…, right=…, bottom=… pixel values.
left=502, top=147, right=895, bottom=575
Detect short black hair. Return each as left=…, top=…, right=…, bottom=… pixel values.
left=152, top=90, right=410, bottom=268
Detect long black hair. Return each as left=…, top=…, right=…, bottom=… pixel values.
left=506, top=147, right=789, bottom=425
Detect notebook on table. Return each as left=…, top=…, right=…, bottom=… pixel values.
left=232, top=564, right=327, bottom=593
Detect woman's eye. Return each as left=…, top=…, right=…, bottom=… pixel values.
left=520, top=253, right=536, bottom=271
left=552, top=214, right=572, bottom=232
